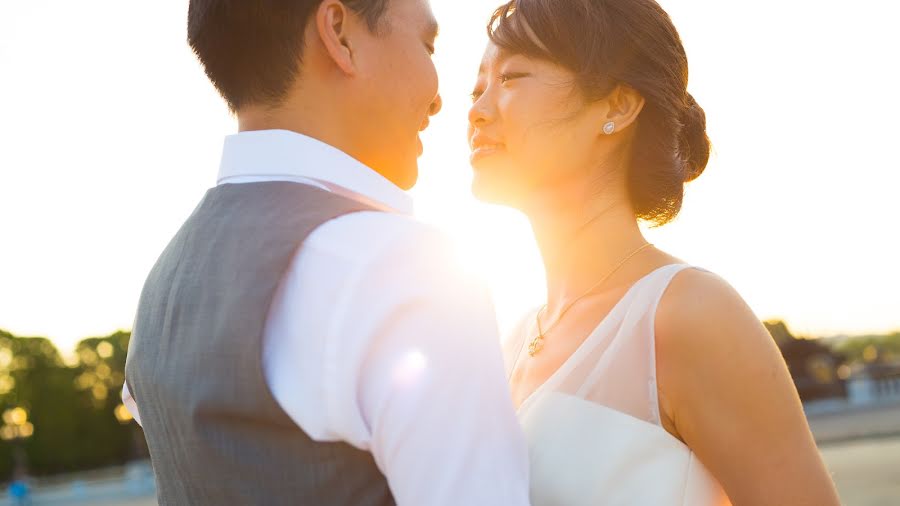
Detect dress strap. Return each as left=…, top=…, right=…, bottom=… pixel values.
left=566, top=264, right=710, bottom=426
left=645, top=264, right=710, bottom=423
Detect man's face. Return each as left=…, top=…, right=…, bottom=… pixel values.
left=352, top=0, right=441, bottom=190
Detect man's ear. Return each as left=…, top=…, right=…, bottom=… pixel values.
left=315, top=0, right=358, bottom=76
left=603, top=84, right=646, bottom=133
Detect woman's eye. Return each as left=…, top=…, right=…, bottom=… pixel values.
left=470, top=89, right=484, bottom=102
left=499, top=72, right=528, bottom=84
left=425, top=44, right=435, bottom=55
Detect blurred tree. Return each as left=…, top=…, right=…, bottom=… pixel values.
left=834, top=332, right=900, bottom=365
left=0, top=329, right=77, bottom=478
left=0, top=330, right=145, bottom=482
left=71, top=331, right=147, bottom=465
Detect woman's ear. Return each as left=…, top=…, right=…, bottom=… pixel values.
left=315, top=0, right=358, bottom=76
left=602, top=85, right=646, bottom=134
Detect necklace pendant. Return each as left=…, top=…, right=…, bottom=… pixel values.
left=528, top=336, right=545, bottom=356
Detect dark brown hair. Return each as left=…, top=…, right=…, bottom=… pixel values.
left=188, top=0, right=390, bottom=112
left=489, top=0, right=710, bottom=226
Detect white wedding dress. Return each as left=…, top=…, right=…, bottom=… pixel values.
left=505, top=264, right=732, bottom=506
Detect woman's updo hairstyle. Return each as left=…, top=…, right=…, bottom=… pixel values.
left=488, top=0, right=711, bottom=226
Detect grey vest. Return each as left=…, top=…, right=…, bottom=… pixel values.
left=125, top=182, right=395, bottom=506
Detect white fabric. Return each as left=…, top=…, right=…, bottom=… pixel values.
left=505, top=264, right=732, bottom=506
left=123, top=129, right=530, bottom=506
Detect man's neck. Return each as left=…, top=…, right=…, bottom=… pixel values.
left=238, top=102, right=343, bottom=145
left=235, top=100, right=411, bottom=190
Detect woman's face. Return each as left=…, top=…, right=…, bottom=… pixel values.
left=468, top=44, right=607, bottom=207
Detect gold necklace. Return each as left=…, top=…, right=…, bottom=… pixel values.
left=527, top=243, right=654, bottom=357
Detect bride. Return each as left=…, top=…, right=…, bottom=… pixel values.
left=468, top=0, right=841, bottom=504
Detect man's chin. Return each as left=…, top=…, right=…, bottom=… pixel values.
left=396, top=169, right=418, bottom=191
left=367, top=151, right=419, bottom=191
left=390, top=159, right=419, bottom=191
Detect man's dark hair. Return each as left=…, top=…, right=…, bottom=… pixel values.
left=188, top=0, right=390, bottom=112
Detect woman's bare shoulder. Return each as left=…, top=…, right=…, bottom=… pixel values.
left=655, top=267, right=762, bottom=352
left=653, top=266, right=789, bottom=422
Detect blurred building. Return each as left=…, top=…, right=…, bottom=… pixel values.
left=765, top=321, right=848, bottom=402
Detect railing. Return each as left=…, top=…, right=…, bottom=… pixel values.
left=848, top=368, right=900, bottom=406
left=1, top=461, right=155, bottom=506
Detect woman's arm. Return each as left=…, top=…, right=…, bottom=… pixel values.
left=655, top=269, right=841, bottom=506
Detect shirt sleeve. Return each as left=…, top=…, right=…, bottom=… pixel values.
left=121, top=382, right=143, bottom=426
left=323, top=226, right=531, bottom=506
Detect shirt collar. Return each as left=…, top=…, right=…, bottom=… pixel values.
left=217, top=129, right=413, bottom=215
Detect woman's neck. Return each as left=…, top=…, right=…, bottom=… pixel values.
left=526, top=194, right=648, bottom=315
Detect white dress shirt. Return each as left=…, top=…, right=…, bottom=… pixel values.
left=122, top=129, right=530, bottom=506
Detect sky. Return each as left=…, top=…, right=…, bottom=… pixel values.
left=1, top=0, right=898, bottom=354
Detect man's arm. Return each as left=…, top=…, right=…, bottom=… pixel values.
left=325, top=226, right=531, bottom=506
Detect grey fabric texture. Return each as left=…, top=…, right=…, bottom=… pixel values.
left=125, top=182, right=395, bottom=506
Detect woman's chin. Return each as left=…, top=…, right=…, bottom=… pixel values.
left=470, top=171, right=519, bottom=207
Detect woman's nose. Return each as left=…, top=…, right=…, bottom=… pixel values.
left=468, top=99, right=488, bottom=126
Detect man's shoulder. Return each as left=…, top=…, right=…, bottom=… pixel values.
left=295, top=208, right=484, bottom=317
left=304, top=210, right=456, bottom=272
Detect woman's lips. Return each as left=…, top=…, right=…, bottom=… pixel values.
left=470, top=143, right=505, bottom=164
left=469, top=133, right=506, bottom=164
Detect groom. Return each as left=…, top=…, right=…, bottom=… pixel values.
left=122, top=0, right=530, bottom=504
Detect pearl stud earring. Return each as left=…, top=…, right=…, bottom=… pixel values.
left=603, top=121, right=616, bottom=135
